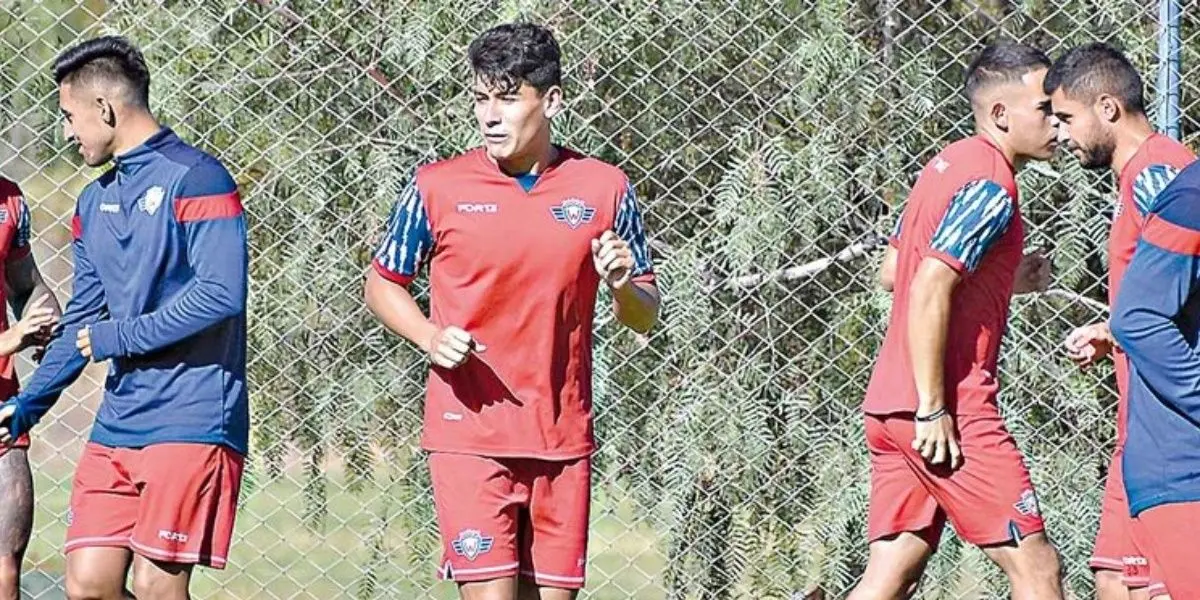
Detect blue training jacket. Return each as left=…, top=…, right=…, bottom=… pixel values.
left=1112, top=158, right=1200, bottom=516
left=4, top=128, right=249, bottom=454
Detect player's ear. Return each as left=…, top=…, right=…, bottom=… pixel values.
left=990, top=100, right=1009, bottom=131
left=1097, top=94, right=1121, bottom=123
left=542, top=85, right=564, bottom=119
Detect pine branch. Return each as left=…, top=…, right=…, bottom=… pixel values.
left=718, top=235, right=887, bottom=291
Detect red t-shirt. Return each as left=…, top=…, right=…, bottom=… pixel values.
left=866, top=136, right=1023, bottom=416
left=372, top=147, right=656, bottom=459
left=0, top=178, right=32, bottom=402
left=1109, top=134, right=1194, bottom=445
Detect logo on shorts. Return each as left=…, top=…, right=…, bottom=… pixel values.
left=158, top=530, right=189, bottom=543
left=550, top=198, right=595, bottom=230
left=451, top=529, right=493, bottom=562
left=1013, top=489, right=1040, bottom=517
left=65, top=508, right=73, bottom=526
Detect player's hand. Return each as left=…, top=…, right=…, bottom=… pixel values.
left=0, top=403, right=16, bottom=446
left=1064, top=322, right=1114, bottom=368
left=912, top=410, right=962, bottom=469
left=13, top=295, right=58, bottom=352
left=426, top=326, right=485, bottom=369
left=591, top=230, right=634, bottom=290
left=76, top=327, right=93, bottom=360
left=1013, top=248, right=1051, bottom=294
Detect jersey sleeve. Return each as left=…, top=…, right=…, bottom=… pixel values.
left=372, top=173, right=434, bottom=286
left=888, top=209, right=905, bottom=248
left=1132, top=164, right=1182, bottom=216
left=6, top=190, right=30, bottom=261
left=925, top=179, right=1015, bottom=273
left=87, top=156, right=247, bottom=360
left=1111, top=181, right=1200, bottom=422
left=614, top=179, right=655, bottom=284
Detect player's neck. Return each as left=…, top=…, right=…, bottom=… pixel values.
left=1109, top=116, right=1156, bottom=175
left=978, top=127, right=1021, bottom=170
left=493, top=140, right=558, bottom=177
left=111, top=112, right=165, bottom=160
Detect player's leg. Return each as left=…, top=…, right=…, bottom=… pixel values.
left=1131, top=501, right=1200, bottom=597
left=0, top=447, right=33, bottom=600
left=902, top=412, right=1064, bottom=600
left=517, top=457, right=590, bottom=600
left=429, top=452, right=525, bottom=600
left=125, top=443, right=243, bottom=599
left=1092, top=449, right=1134, bottom=600
left=847, top=415, right=943, bottom=600
left=64, top=443, right=140, bottom=600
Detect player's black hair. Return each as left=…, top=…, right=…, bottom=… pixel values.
left=1043, top=42, right=1146, bottom=114
left=53, top=36, right=151, bottom=109
left=468, top=23, right=562, bottom=94
left=964, top=41, right=1051, bottom=103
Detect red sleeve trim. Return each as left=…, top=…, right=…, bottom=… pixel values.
left=175, top=192, right=244, bottom=223
left=920, top=249, right=967, bottom=275
left=1143, top=215, right=1200, bottom=256
left=371, top=258, right=415, bottom=286
left=71, top=215, right=82, bottom=241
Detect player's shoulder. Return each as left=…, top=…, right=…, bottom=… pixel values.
left=1152, top=160, right=1200, bottom=227
left=1143, top=134, right=1196, bottom=169
left=920, top=136, right=1014, bottom=195
left=413, top=148, right=486, bottom=191
left=556, top=147, right=628, bottom=184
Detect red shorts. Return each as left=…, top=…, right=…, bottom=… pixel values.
left=65, top=442, right=244, bottom=569
left=1131, top=501, right=1200, bottom=598
left=865, top=411, right=1045, bottom=547
left=1090, top=447, right=1165, bottom=593
left=429, top=452, right=590, bottom=589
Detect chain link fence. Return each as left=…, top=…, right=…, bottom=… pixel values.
left=1, top=1, right=1198, bottom=598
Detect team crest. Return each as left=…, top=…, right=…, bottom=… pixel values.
left=1013, top=489, right=1040, bottom=517
left=550, top=198, right=596, bottom=230
left=451, top=529, right=494, bottom=562
left=139, top=186, right=165, bottom=215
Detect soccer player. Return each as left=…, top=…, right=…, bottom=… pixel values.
left=1109, top=160, right=1200, bottom=599
left=850, top=42, right=1064, bottom=600
left=0, top=177, right=63, bottom=600
left=0, top=36, right=248, bottom=600
left=1046, top=42, right=1194, bottom=600
left=364, top=23, right=659, bottom=600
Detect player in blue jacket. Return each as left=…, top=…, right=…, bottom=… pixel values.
left=1111, top=158, right=1200, bottom=598
left=0, top=36, right=248, bottom=600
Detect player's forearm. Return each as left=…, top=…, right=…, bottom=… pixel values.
left=364, top=269, right=439, bottom=352
left=907, top=281, right=953, bottom=414
left=612, top=281, right=659, bottom=334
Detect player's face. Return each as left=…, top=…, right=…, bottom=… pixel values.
left=1002, top=68, right=1058, bottom=162
left=59, top=82, right=116, bottom=167
left=1049, top=88, right=1116, bottom=170
left=473, top=78, right=562, bottom=168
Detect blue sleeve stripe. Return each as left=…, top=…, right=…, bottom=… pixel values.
left=373, top=177, right=433, bottom=278
left=929, top=179, right=1014, bottom=271
left=1133, top=164, right=1181, bottom=216
left=614, top=182, right=653, bottom=276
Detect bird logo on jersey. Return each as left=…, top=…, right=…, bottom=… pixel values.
left=139, top=186, right=165, bottom=215
left=451, top=529, right=494, bottom=562
left=551, top=198, right=596, bottom=230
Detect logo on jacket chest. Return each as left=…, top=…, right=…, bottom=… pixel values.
left=550, top=198, right=596, bottom=229
left=138, top=186, right=166, bottom=215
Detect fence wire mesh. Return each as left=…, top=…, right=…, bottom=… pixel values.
left=0, top=1, right=1198, bottom=598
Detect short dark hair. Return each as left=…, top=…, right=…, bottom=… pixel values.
left=468, top=23, right=562, bottom=94
left=1043, top=42, right=1146, bottom=114
left=964, top=41, right=1051, bottom=103
left=53, top=36, right=151, bottom=108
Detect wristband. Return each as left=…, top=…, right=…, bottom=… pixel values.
left=915, top=408, right=947, bottom=423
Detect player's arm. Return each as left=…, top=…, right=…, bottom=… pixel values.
left=595, top=181, right=659, bottom=334
left=83, top=158, right=246, bottom=360
left=363, top=175, right=481, bottom=368
left=908, top=179, right=1014, bottom=467
left=1110, top=183, right=1200, bottom=422
left=879, top=213, right=903, bottom=292
left=0, top=210, right=109, bottom=442
left=0, top=192, right=61, bottom=357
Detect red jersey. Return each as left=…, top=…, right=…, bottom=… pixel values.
left=372, top=148, right=656, bottom=460
left=865, top=136, right=1023, bottom=416
left=0, top=179, right=31, bottom=402
left=1109, top=134, right=1194, bottom=444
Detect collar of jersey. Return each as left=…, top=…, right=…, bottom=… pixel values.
left=114, top=127, right=178, bottom=174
